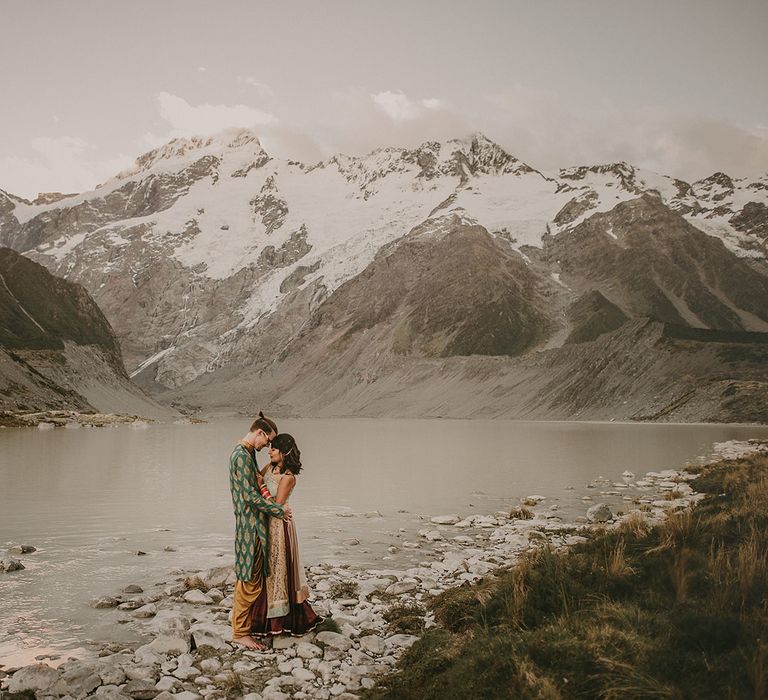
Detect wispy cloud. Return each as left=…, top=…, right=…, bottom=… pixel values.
left=237, top=76, right=275, bottom=102
left=479, top=85, right=768, bottom=179
left=157, top=91, right=277, bottom=138
left=0, top=136, right=131, bottom=199
left=370, top=90, right=443, bottom=121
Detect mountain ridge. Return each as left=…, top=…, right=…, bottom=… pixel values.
left=0, top=247, right=173, bottom=417
left=1, top=130, right=766, bottom=421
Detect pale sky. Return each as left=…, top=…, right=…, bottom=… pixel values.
left=2, top=0, right=767, bottom=198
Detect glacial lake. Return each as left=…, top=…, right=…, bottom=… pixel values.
left=2, top=417, right=768, bottom=667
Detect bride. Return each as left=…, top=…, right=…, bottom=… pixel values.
left=251, top=432, right=323, bottom=636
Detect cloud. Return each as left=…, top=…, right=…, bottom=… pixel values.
left=257, top=126, right=326, bottom=165
left=157, top=92, right=277, bottom=138
left=305, top=89, right=467, bottom=157
left=237, top=76, right=275, bottom=102
left=479, top=86, right=768, bottom=180
left=0, top=136, right=132, bottom=199
left=4, top=87, right=764, bottom=199
left=371, top=90, right=445, bottom=121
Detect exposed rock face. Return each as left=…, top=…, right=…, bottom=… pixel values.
left=565, top=290, right=629, bottom=344
left=304, top=216, right=555, bottom=359
left=545, top=195, right=768, bottom=333
left=0, top=129, right=767, bottom=421
left=0, top=247, right=170, bottom=416
left=730, top=201, right=768, bottom=241
left=0, top=246, right=121, bottom=357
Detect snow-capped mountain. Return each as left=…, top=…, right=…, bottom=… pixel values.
left=0, top=129, right=766, bottom=420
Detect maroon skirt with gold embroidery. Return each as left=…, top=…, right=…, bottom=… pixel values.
left=250, top=520, right=323, bottom=636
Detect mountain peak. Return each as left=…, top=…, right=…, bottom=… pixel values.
left=120, top=128, right=268, bottom=179
left=443, top=132, right=537, bottom=178
left=695, top=171, right=735, bottom=190
left=448, top=131, right=509, bottom=157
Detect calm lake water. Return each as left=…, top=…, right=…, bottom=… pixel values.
left=1, top=418, right=767, bottom=666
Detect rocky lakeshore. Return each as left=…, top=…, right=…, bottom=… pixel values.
left=3, top=439, right=752, bottom=700
left=0, top=411, right=158, bottom=430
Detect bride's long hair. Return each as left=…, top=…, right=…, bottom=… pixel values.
left=271, top=433, right=302, bottom=475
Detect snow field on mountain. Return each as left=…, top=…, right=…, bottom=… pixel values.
left=237, top=158, right=460, bottom=323
left=449, top=172, right=571, bottom=249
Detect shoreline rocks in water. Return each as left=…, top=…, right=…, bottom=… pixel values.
left=1, top=543, right=36, bottom=574
left=2, top=440, right=762, bottom=699
left=367, top=438, right=768, bottom=698
left=0, top=410, right=155, bottom=429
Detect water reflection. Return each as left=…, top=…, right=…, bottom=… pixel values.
left=1, top=418, right=766, bottom=665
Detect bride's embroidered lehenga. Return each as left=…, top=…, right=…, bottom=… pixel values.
left=251, top=468, right=323, bottom=636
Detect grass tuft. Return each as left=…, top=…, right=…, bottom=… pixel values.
left=364, top=451, right=768, bottom=699
left=329, top=580, right=360, bottom=599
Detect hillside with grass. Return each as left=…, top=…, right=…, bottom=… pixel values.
left=368, top=448, right=768, bottom=699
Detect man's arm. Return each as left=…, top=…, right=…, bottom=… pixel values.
left=231, top=452, right=290, bottom=520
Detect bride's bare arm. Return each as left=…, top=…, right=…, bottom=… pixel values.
left=275, top=473, right=297, bottom=505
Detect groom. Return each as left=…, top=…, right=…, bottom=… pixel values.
left=229, top=411, right=292, bottom=649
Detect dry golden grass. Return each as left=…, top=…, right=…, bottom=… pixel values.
left=617, top=511, right=651, bottom=538
left=606, top=539, right=636, bottom=579
left=649, top=508, right=701, bottom=553
left=509, top=505, right=535, bottom=520
left=367, top=451, right=768, bottom=700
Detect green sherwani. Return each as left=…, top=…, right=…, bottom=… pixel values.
left=229, top=444, right=285, bottom=581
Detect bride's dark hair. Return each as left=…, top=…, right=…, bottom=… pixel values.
left=271, top=433, right=302, bottom=474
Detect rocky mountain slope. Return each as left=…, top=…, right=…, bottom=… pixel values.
left=0, top=130, right=766, bottom=421
left=0, top=247, right=171, bottom=416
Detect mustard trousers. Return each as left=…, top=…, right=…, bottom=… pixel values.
left=231, top=539, right=265, bottom=638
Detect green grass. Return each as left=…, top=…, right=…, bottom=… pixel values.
left=366, top=451, right=768, bottom=699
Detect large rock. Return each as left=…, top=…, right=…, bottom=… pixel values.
left=1, top=558, right=25, bottom=572
left=190, top=622, right=231, bottom=651
left=132, top=603, right=158, bottom=618
left=292, top=667, right=316, bottom=682
left=182, top=589, right=213, bottom=605
left=385, top=633, right=420, bottom=649
left=150, top=609, right=191, bottom=635
left=146, top=610, right=192, bottom=653
left=7, top=663, right=60, bottom=693
left=8, top=544, right=36, bottom=554
left=296, top=641, right=323, bottom=659
left=90, top=596, right=121, bottom=609
left=385, top=581, right=417, bottom=595
left=50, top=658, right=103, bottom=697
left=202, top=565, right=234, bottom=590
left=359, top=635, right=386, bottom=655
left=148, top=634, right=191, bottom=654
left=315, top=631, right=353, bottom=651
left=155, top=675, right=180, bottom=692
left=430, top=515, right=460, bottom=525
left=122, top=662, right=159, bottom=682
left=123, top=678, right=160, bottom=699
left=586, top=503, right=613, bottom=523
left=97, top=657, right=128, bottom=686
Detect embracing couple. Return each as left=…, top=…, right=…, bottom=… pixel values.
left=228, top=411, right=323, bottom=650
